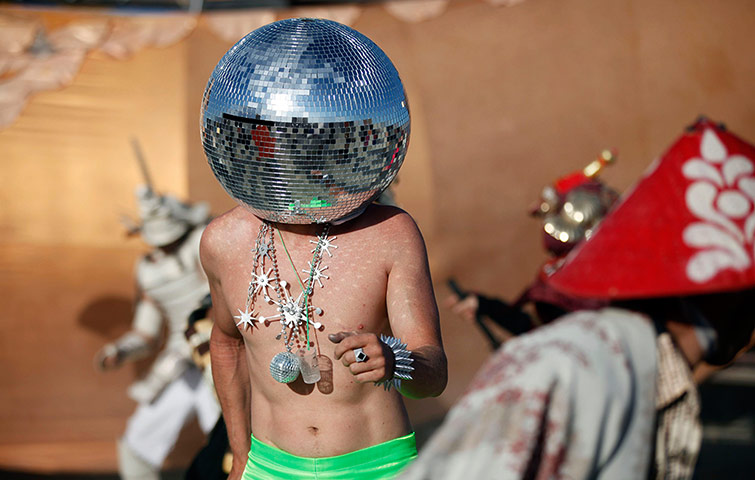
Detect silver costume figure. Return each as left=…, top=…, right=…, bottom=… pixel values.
left=96, top=174, right=220, bottom=479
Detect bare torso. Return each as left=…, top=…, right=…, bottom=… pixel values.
left=208, top=205, right=416, bottom=457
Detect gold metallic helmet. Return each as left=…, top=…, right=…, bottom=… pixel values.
left=532, top=150, right=619, bottom=256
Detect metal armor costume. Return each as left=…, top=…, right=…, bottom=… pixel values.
left=96, top=184, right=220, bottom=480
left=453, top=150, right=618, bottom=349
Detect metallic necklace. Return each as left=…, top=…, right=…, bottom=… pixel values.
left=236, top=221, right=336, bottom=383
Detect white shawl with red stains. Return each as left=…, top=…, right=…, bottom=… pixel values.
left=402, top=308, right=658, bottom=480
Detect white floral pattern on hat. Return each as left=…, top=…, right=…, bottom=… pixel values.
left=682, top=129, right=755, bottom=282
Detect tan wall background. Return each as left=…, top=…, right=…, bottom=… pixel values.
left=2, top=0, right=755, bottom=472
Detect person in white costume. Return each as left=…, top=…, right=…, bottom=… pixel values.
left=96, top=185, right=221, bottom=480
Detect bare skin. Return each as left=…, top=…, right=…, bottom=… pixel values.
left=201, top=204, right=447, bottom=478
left=444, top=293, right=479, bottom=323
left=664, top=320, right=706, bottom=368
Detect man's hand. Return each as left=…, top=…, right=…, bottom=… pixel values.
left=329, top=331, right=395, bottom=384
left=94, top=331, right=153, bottom=371
left=94, top=343, right=122, bottom=370
left=443, top=293, right=480, bottom=323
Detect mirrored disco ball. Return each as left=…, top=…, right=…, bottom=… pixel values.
left=200, top=18, right=410, bottom=224
left=269, top=351, right=301, bottom=383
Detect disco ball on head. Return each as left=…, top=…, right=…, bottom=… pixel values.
left=200, top=18, right=411, bottom=224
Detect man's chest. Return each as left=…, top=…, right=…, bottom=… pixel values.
left=222, top=238, right=390, bottom=339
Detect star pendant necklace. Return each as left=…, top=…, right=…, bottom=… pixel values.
left=237, top=221, right=337, bottom=383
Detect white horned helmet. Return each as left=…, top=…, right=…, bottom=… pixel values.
left=135, top=186, right=209, bottom=247
left=127, top=138, right=210, bottom=247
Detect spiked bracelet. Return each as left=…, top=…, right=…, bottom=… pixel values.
left=375, top=334, right=414, bottom=391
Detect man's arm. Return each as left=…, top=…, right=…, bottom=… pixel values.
left=201, top=225, right=251, bottom=478
left=332, top=211, right=447, bottom=398
left=383, top=212, right=446, bottom=398
left=95, top=267, right=161, bottom=370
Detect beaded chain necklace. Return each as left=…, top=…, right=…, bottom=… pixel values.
left=235, top=221, right=337, bottom=383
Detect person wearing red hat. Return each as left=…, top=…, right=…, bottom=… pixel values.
left=401, top=118, right=755, bottom=480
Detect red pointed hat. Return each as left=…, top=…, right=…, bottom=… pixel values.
left=547, top=118, right=755, bottom=299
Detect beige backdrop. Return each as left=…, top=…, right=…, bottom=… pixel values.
left=2, top=0, right=755, bottom=472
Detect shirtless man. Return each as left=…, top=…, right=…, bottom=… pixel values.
left=198, top=19, right=447, bottom=479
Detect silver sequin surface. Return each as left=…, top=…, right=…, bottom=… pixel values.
left=201, top=18, right=410, bottom=224
left=269, top=351, right=301, bottom=383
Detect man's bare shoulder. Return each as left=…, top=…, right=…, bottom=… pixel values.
left=345, top=204, right=427, bottom=268
left=348, top=203, right=422, bottom=238
left=200, top=206, right=258, bottom=263
left=205, top=205, right=260, bottom=237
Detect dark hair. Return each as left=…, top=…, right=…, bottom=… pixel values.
left=614, top=288, right=755, bottom=366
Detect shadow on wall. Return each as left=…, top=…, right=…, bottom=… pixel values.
left=77, top=295, right=157, bottom=378
left=77, top=296, right=133, bottom=337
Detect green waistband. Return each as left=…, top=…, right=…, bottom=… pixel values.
left=245, top=432, right=417, bottom=479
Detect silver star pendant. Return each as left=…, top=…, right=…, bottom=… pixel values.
left=261, top=281, right=324, bottom=331
left=303, top=262, right=329, bottom=288
left=255, top=239, right=274, bottom=264
left=311, top=234, right=337, bottom=258
left=234, top=306, right=258, bottom=331
left=251, top=267, right=274, bottom=295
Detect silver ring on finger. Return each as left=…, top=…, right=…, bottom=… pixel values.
left=353, top=347, right=368, bottom=363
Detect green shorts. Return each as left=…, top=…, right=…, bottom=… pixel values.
left=242, top=432, right=417, bottom=479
